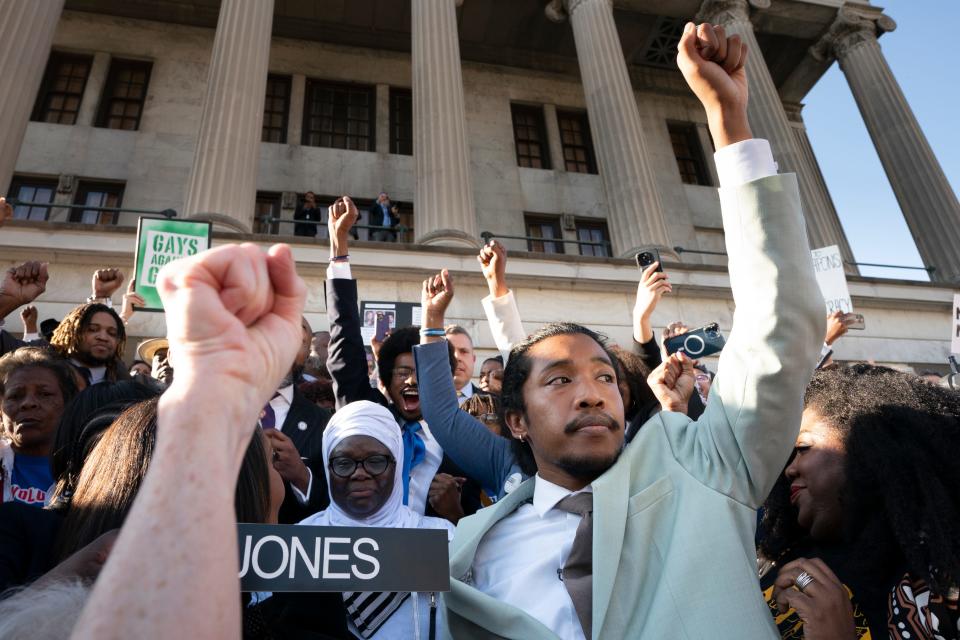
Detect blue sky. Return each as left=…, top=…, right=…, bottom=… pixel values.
left=802, top=0, right=958, bottom=281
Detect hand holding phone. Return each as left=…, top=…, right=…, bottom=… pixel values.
left=841, top=313, right=865, bottom=330
left=636, top=249, right=663, bottom=274
left=664, top=322, right=726, bottom=358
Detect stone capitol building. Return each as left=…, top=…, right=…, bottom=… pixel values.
left=1, top=0, right=958, bottom=372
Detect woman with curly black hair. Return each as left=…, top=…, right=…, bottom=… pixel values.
left=757, top=364, right=960, bottom=639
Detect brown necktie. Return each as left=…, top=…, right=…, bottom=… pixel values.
left=555, top=492, right=593, bottom=638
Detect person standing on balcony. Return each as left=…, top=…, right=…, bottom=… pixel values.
left=368, top=192, right=400, bottom=242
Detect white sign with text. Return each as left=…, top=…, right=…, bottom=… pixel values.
left=811, top=245, right=853, bottom=314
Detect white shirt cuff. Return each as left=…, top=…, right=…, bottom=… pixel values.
left=291, top=466, right=313, bottom=504
left=326, top=261, right=352, bottom=280
left=22, top=332, right=40, bottom=341
left=714, top=139, right=778, bottom=188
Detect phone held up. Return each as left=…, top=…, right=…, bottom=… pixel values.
left=842, top=313, right=865, bottom=330
left=636, top=249, right=663, bottom=274
left=664, top=323, right=726, bottom=359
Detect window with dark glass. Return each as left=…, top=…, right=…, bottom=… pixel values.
left=511, top=104, right=550, bottom=169
left=32, top=53, right=92, bottom=125
left=668, top=122, right=711, bottom=186
left=557, top=110, right=597, bottom=174
left=72, top=181, right=124, bottom=225
left=254, top=191, right=282, bottom=234
left=524, top=215, right=564, bottom=254
left=390, top=88, right=413, bottom=156
left=302, top=81, right=374, bottom=151
left=96, top=59, right=152, bottom=130
left=575, top=219, right=611, bottom=257
left=8, top=176, right=58, bottom=221
left=261, top=75, right=291, bottom=143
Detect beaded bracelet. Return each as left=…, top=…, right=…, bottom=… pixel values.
left=419, top=328, right=446, bottom=337
left=330, top=254, right=350, bottom=262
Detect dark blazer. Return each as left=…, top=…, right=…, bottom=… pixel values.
left=276, top=389, right=332, bottom=525
left=326, top=277, right=481, bottom=519
left=367, top=201, right=399, bottom=230
left=293, top=205, right=322, bottom=238
left=0, top=329, right=41, bottom=358
left=0, top=502, right=62, bottom=592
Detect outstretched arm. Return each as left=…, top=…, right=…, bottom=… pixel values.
left=417, top=270, right=519, bottom=495
left=660, top=23, right=825, bottom=506
left=478, top=240, right=526, bottom=360
left=324, top=197, right=386, bottom=408
left=72, top=243, right=307, bottom=639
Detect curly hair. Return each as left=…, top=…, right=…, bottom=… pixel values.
left=500, top=322, right=622, bottom=476
left=759, top=364, right=960, bottom=596
left=49, top=303, right=126, bottom=367
left=377, top=326, right=455, bottom=387
left=608, top=345, right=655, bottom=422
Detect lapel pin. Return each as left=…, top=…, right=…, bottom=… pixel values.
left=297, top=421, right=308, bottom=431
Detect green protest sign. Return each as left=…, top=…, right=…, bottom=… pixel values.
left=133, top=217, right=212, bottom=311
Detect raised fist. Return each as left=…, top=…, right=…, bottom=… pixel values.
left=92, top=268, right=125, bottom=299
left=421, top=269, right=455, bottom=327
left=327, top=196, right=358, bottom=242
left=156, top=243, right=306, bottom=423
left=0, top=261, right=49, bottom=309
left=20, top=305, right=38, bottom=332
left=477, top=240, right=508, bottom=298
left=676, top=22, right=751, bottom=148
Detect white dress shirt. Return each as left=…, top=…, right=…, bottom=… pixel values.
left=71, top=359, right=106, bottom=385
left=271, top=384, right=313, bottom=504
left=457, top=380, right=475, bottom=404
left=471, top=475, right=592, bottom=640
left=405, top=420, right=443, bottom=516
left=466, top=139, right=778, bottom=639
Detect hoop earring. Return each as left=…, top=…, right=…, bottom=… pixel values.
left=518, top=434, right=525, bottom=443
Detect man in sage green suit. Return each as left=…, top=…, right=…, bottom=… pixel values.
left=440, top=23, right=826, bottom=640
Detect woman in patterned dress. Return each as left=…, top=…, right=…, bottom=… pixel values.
left=757, top=364, right=959, bottom=639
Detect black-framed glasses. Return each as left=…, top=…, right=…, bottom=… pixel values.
left=329, top=454, right=395, bottom=478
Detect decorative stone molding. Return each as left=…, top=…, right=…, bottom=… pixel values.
left=695, top=0, right=768, bottom=26
left=812, top=5, right=897, bottom=62
left=544, top=0, right=611, bottom=23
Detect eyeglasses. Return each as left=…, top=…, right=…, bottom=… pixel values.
left=391, top=366, right=415, bottom=380
left=329, top=454, right=395, bottom=478
left=695, top=374, right=711, bottom=382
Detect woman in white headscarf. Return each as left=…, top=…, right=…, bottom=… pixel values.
left=300, top=401, right=453, bottom=640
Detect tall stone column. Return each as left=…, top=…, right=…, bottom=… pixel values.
left=183, top=0, right=274, bottom=233
left=547, top=0, right=674, bottom=258
left=697, top=0, right=857, bottom=272
left=814, top=6, right=960, bottom=283
left=411, top=0, right=479, bottom=247
left=0, top=0, right=65, bottom=195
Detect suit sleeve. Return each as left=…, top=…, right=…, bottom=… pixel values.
left=0, top=329, right=29, bottom=358
left=325, top=278, right=388, bottom=410
left=480, top=290, right=526, bottom=362
left=660, top=173, right=825, bottom=507
left=414, top=341, right=516, bottom=496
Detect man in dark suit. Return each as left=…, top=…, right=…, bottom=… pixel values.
left=293, top=191, right=322, bottom=238
left=262, top=316, right=333, bottom=524
left=325, top=198, right=481, bottom=522
left=367, top=192, right=400, bottom=243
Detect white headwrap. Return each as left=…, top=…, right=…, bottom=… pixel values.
left=301, top=400, right=451, bottom=533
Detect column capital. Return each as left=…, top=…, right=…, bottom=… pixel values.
left=695, top=0, right=769, bottom=26
left=544, top=0, right=612, bottom=23
left=812, top=5, right=896, bottom=62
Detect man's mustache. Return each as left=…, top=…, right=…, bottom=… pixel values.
left=564, top=412, right=620, bottom=434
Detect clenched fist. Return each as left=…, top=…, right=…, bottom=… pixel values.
left=156, top=243, right=306, bottom=429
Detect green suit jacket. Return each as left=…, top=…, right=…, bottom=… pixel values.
left=442, top=173, right=826, bottom=640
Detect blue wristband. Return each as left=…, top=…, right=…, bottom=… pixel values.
left=419, top=328, right=446, bottom=337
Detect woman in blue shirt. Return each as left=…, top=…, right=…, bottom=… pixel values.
left=0, top=347, right=79, bottom=506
